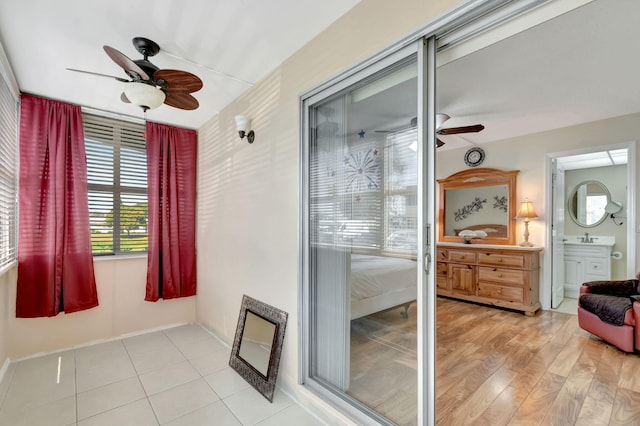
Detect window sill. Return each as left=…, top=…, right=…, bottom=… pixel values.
left=93, top=253, right=148, bottom=262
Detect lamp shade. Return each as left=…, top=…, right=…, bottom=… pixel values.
left=516, top=199, right=538, bottom=219
left=123, top=82, right=166, bottom=110
left=234, top=115, right=251, bottom=132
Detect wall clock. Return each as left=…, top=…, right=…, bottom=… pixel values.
left=464, top=147, right=485, bottom=167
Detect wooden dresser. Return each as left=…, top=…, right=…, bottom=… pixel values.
left=436, top=243, right=543, bottom=315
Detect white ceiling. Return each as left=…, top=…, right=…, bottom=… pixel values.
left=434, top=0, right=640, bottom=151
left=1, top=0, right=638, bottom=147
left=0, top=0, right=359, bottom=129
left=348, top=0, right=640, bottom=155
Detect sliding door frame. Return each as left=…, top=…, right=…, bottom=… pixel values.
left=299, top=1, right=552, bottom=424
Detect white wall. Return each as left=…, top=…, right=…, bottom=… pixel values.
left=0, top=267, right=12, bottom=364
left=195, top=0, right=460, bottom=421
left=4, top=257, right=195, bottom=360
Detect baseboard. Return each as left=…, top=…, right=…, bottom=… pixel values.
left=12, top=321, right=190, bottom=362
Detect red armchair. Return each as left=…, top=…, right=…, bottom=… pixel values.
left=577, top=278, right=640, bottom=353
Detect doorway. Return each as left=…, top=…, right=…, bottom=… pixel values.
left=547, top=143, right=636, bottom=312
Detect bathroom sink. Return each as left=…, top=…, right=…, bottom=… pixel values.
left=563, top=235, right=615, bottom=246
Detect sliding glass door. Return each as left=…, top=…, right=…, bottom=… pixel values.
left=301, top=38, right=435, bottom=424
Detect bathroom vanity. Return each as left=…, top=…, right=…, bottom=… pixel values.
left=563, top=235, right=614, bottom=298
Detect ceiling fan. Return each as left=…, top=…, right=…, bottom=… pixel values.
left=434, top=114, right=484, bottom=147
left=375, top=114, right=485, bottom=147
left=68, top=37, right=203, bottom=111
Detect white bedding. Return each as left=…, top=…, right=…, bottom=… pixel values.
left=350, top=254, right=417, bottom=319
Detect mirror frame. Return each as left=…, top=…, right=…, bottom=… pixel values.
left=229, top=295, right=288, bottom=402
left=437, top=168, right=519, bottom=245
left=567, top=179, right=611, bottom=228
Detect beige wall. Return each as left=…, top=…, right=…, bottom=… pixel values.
left=564, top=165, right=628, bottom=279
left=4, top=257, right=195, bottom=360
left=436, top=112, right=640, bottom=306
left=195, top=0, right=459, bottom=420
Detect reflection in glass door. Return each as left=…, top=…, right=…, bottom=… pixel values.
left=307, top=58, right=419, bottom=424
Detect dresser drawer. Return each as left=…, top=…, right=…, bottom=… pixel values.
left=477, top=282, right=524, bottom=303
left=478, top=252, right=525, bottom=268
left=449, top=250, right=476, bottom=264
left=478, top=267, right=524, bottom=286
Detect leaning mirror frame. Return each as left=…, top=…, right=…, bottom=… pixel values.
left=229, top=295, right=288, bottom=402
left=567, top=179, right=611, bottom=228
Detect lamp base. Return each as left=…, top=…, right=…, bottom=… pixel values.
left=520, top=220, right=533, bottom=247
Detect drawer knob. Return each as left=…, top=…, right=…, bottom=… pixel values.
left=497, top=258, right=503, bottom=262
left=498, top=274, right=503, bottom=278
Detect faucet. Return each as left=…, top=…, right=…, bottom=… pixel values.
left=581, top=232, right=593, bottom=243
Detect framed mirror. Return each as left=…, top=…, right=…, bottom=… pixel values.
left=229, top=295, right=288, bottom=402
left=567, top=180, right=611, bottom=227
left=437, top=168, right=518, bottom=245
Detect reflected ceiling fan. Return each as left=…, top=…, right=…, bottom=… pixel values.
left=375, top=114, right=485, bottom=147
left=435, top=114, right=484, bottom=147
left=68, top=37, right=203, bottom=111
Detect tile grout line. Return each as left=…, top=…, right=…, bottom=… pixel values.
left=120, top=336, right=162, bottom=425
left=164, top=327, right=247, bottom=425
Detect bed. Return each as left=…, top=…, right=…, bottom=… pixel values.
left=349, top=253, right=417, bottom=320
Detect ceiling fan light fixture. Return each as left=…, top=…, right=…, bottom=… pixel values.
left=123, top=82, right=166, bottom=111
left=435, top=113, right=450, bottom=129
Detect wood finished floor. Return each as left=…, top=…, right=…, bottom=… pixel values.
left=348, top=297, right=640, bottom=426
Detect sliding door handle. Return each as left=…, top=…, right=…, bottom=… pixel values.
left=424, top=253, right=431, bottom=274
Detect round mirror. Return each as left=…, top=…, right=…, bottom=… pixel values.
left=568, top=180, right=610, bottom=227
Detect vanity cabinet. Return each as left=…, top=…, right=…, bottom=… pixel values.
left=436, top=244, right=542, bottom=315
left=563, top=243, right=612, bottom=298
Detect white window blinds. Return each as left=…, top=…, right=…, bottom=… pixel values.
left=83, top=113, right=147, bottom=255
left=383, top=128, right=417, bottom=254
left=0, top=70, right=17, bottom=271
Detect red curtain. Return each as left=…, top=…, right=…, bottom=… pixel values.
left=145, top=122, right=197, bottom=301
left=17, top=94, right=98, bottom=318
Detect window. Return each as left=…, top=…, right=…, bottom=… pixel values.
left=83, top=114, right=147, bottom=255
left=0, top=71, right=17, bottom=271
left=383, top=127, right=417, bottom=254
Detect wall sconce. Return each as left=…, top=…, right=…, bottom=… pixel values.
left=605, top=200, right=624, bottom=225
left=516, top=198, right=538, bottom=247
left=235, top=115, right=255, bottom=144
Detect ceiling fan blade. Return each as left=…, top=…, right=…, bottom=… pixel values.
left=154, top=69, right=203, bottom=93
left=437, top=124, right=485, bottom=135
left=67, top=68, right=129, bottom=82
left=164, top=92, right=199, bottom=110
left=437, top=138, right=445, bottom=148
left=103, top=45, right=150, bottom=80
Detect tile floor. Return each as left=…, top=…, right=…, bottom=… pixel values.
left=0, top=324, right=324, bottom=426
left=549, top=296, right=578, bottom=315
